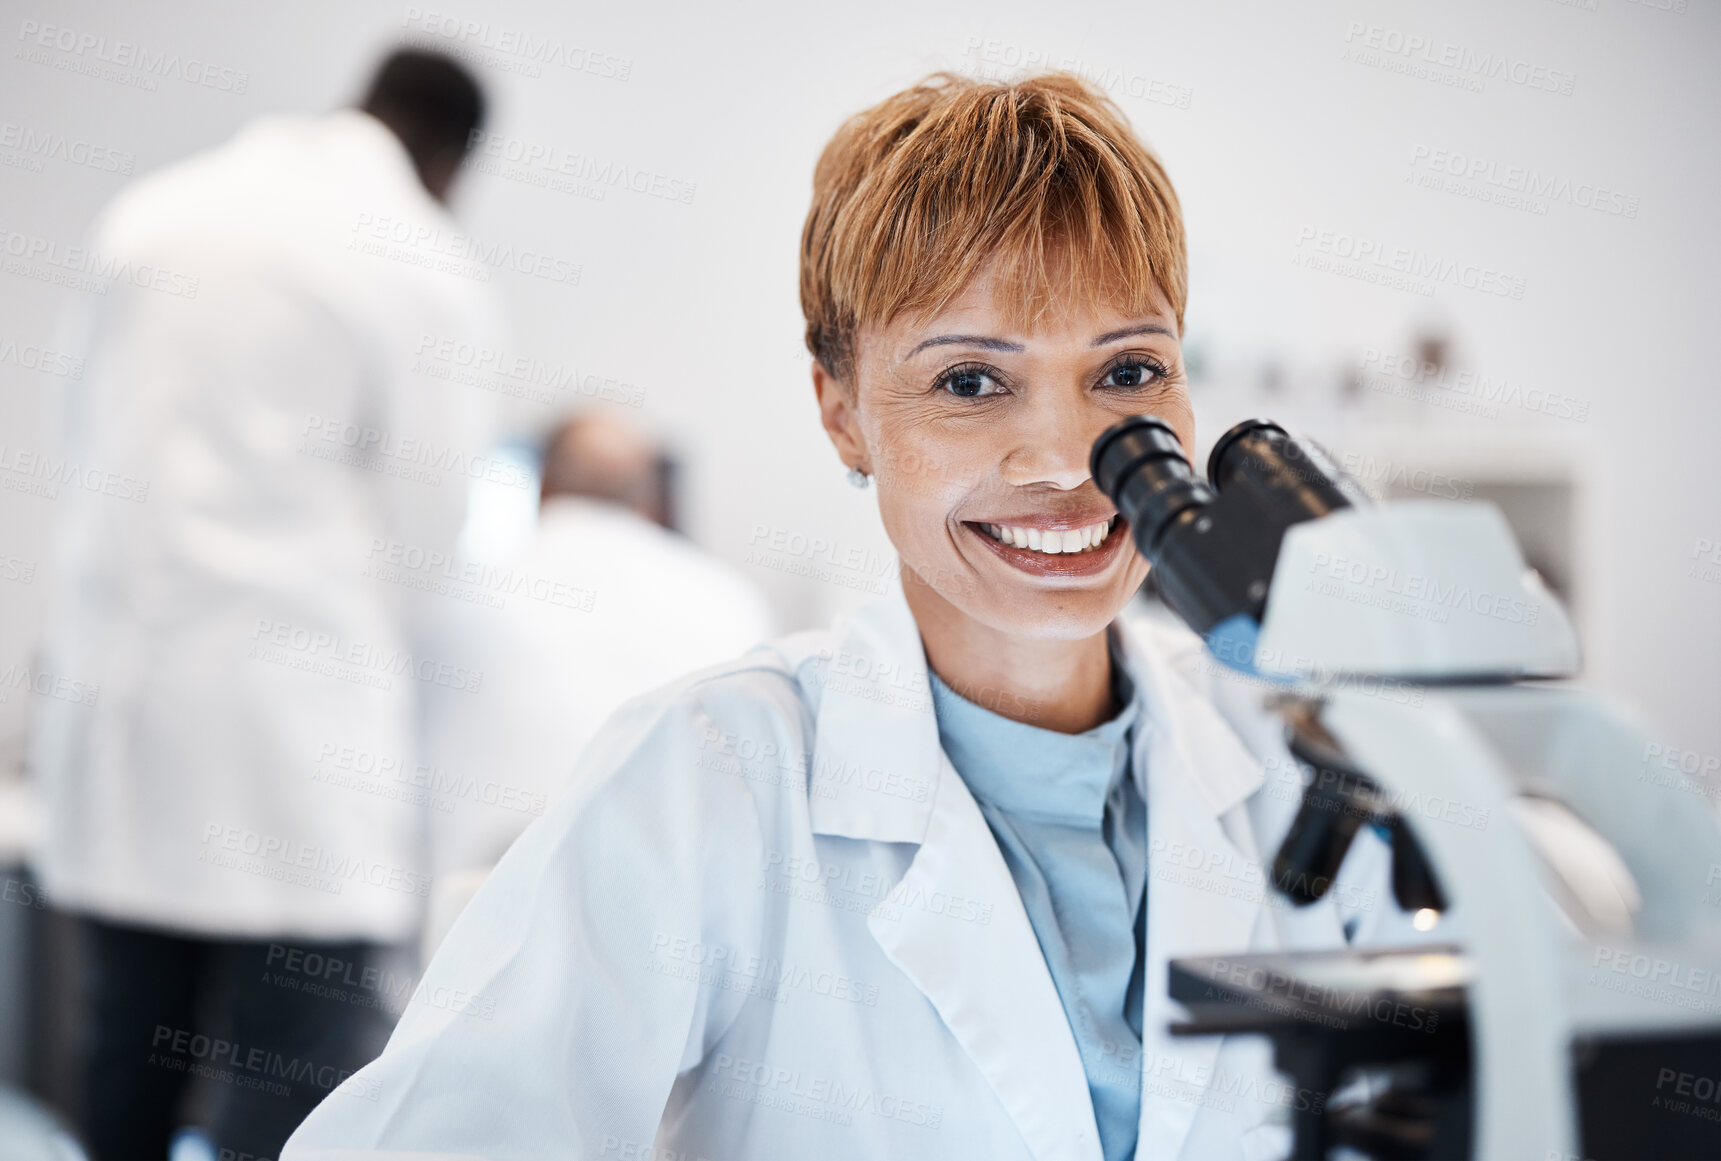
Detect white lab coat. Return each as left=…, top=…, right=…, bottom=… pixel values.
left=285, top=579, right=1403, bottom=1161
left=421, top=495, right=775, bottom=876
left=30, top=110, right=500, bottom=941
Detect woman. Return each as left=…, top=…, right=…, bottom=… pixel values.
left=286, top=72, right=1394, bottom=1161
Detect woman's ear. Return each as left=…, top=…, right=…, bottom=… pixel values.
left=812, top=360, right=869, bottom=473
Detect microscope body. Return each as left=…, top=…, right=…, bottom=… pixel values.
left=1092, top=417, right=1721, bottom=1160
left=1259, top=507, right=1721, bottom=1159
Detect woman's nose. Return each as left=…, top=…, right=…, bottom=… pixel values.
left=997, top=394, right=1106, bottom=491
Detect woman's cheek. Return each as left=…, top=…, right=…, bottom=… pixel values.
left=874, top=476, right=948, bottom=568
left=871, top=428, right=974, bottom=510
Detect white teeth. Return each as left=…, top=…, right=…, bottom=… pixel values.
left=979, top=518, right=1116, bottom=556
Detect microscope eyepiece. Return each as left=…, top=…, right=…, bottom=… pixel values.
left=1089, top=416, right=1213, bottom=557
left=1090, top=415, right=1356, bottom=636
left=1207, top=418, right=1287, bottom=486
left=1206, top=418, right=1358, bottom=521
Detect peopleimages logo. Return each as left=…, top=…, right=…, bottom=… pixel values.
left=363, top=536, right=598, bottom=614
left=1340, top=22, right=1576, bottom=96
left=313, top=740, right=549, bottom=817
left=247, top=617, right=484, bottom=694
left=959, top=36, right=1194, bottom=109
left=198, top=822, right=433, bottom=899
left=0, top=663, right=97, bottom=706
left=1329, top=451, right=1474, bottom=502
left=413, top=333, right=646, bottom=408
left=0, top=121, right=136, bottom=174
left=148, top=1024, right=378, bottom=1100
left=400, top=8, right=633, bottom=81
left=349, top=212, right=583, bottom=286
left=1407, top=145, right=1639, bottom=219
left=1293, top=227, right=1526, bottom=300
left=1358, top=349, right=1589, bottom=423
left=465, top=130, right=697, bottom=205
left=0, top=335, right=83, bottom=379
left=0, top=442, right=150, bottom=503
left=15, top=19, right=251, bottom=93
left=0, top=226, right=200, bottom=298
left=299, top=413, right=535, bottom=492
left=1305, top=551, right=1541, bottom=627
left=263, top=941, right=499, bottom=1020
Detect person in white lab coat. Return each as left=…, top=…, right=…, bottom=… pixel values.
left=286, top=71, right=1409, bottom=1161
left=417, top=414, right=774, bottom=929
left=29, top=52, right=500, bottom=1160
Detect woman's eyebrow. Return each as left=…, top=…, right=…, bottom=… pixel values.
left=1091, top=323, right=1175, bottom=346
left=905, top=334, right=1027, bottom=358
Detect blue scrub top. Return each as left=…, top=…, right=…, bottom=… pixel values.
left=929, top=645, right=1146, bottom=1161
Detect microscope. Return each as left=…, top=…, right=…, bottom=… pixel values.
left=1092, top=417, right=1721, bottom=1160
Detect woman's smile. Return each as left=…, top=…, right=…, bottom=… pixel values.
left=961, top=513, right=1132, bottom=581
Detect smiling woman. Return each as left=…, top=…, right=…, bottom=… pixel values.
left=806, top=72, right=1194, bottom=734
left=284, top=70, right=1394, bottom=1161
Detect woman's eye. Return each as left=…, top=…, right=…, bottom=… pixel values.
left=1103, top=360, right=1165, bottom=390
left=940, top=368, right=1006, bottom=398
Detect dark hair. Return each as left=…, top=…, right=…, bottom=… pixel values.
left=360, top=50, right=485, bottom=175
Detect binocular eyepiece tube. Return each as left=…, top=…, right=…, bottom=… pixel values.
left=1090, top=415, right=1356, bottom=636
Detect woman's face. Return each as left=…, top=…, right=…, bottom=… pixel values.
left=817, top=264, right=1194, bottom=642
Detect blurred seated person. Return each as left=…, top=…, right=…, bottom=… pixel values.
left=418, top=413, right=774, bottom=944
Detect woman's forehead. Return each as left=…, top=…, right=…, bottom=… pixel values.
left=881, top=276, right=1179, bottom=356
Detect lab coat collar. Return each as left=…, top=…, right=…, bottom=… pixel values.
left=1115, top=611, right=1274, bottom=1160
left=804, top=580, right=1101, bottom=1159
left=800, top=580, right=1266, bottom=841
left=801, top=579, right=943, bottom=844
left=798, top=580, right=1272, bottom=1161
left=1111, top=610, right=1266, bottom=817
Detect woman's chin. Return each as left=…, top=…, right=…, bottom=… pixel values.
left=939, top=573, right=1140, bottom=642
left=1004, top=592, right=1132, bottom=640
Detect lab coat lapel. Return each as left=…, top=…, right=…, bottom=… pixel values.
left=794, top=583, right=1101, bottom=1161
left=798, top=581, right=942, bottom=844
left=867, top=752, right=1104, bottom=1161
left=1115, top=612, right=1273, bottom=1161
left=793, top=586, right=1280, bottom=1161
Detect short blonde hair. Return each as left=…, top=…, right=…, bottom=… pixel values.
left=800, top=71, right=1187, bottom=386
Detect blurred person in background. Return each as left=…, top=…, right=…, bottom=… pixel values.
left=417, top=412, right=774, bottom=949
left=27, top=51, right=498, bottom=1159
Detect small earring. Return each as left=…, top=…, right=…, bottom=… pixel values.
left=846, top=466, right=871, bottom=489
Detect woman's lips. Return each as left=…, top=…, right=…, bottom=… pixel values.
left=963, top=516, right=1132, bottom=580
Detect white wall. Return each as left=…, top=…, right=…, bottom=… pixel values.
left=1, top=0, right=1716, bottom=775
